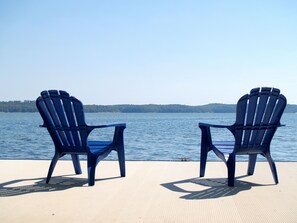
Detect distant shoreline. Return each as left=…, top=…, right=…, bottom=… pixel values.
left=0, top=101, right=297, bottom=113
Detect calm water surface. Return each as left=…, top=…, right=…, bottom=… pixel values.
left=0, top=112, right=296, bottom=161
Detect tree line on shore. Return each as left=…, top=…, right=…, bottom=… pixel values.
left=0, top=100, right=296, bottom=113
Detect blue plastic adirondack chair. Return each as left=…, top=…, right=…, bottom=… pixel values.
left=199, top=87, right=287, bottom=186
left=36, top=90, right=126, bottom=186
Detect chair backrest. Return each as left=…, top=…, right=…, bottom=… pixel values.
left=234, top=87, right=287, bottom=153
left=36, top=90, right=88, bottom=152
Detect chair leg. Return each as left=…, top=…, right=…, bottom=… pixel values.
left=117, top=145, right=126, bottom=177
left=71, top=154, right=82, bottom=174
left=199, top=126, right=212, bottom=177
left=87, top=155, right=98, bottom=186
left=247, top=154, right=257, bottom=175
left=46, top=153, right=60, bottom=184
left=227, top=154, right=236, bottom=187
left=266, top=153, right=279, bottom=184
left=199, top=143, right=208, bottom=177
left=114, top=126, right=126, bottom=177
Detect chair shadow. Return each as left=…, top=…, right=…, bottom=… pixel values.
left=0, top=175, right=121, bottom=197
left=161, top=175, right=274, bottom=200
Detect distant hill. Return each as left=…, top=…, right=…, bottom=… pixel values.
left=0, top=100, right=296, bottom=113
left=84, top=103, right=236, bottom=113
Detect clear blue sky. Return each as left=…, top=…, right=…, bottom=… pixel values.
left=0, top=0, right=296, bottom=105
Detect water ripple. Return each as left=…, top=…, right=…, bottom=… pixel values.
left=0, top=112, right=296, bottom=161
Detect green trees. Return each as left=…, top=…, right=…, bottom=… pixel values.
left=0, top=101, right=296, bottom=113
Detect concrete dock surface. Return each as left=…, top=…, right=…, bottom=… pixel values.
left=1, top=160, right=297, bottom=222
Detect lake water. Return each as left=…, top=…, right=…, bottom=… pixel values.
left=0, top=112, right=296, bottom=161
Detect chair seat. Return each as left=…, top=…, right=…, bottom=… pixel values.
left=88, top=140, right=113, bottom=155
left=213, top=141, right=234, bottom=154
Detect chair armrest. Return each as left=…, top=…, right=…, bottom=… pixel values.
left=87, top=123, right=126, bottom=130
left=86, top=123, right=126, bottom=134
left=199, top=122, right=235, bottom=137
left=87, top=123, right=126, bottom=150
left=199, top=122, right=232, bottom=128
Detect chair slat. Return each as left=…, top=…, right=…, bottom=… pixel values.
left=242, top=88, right=260, bottom=147
left=71, top=98, right=88, bottom=147
left=234, top=94, right=248, bottom=146
left=40, top=91, right=69, bottom=147
left=49, top=90, right=75, bottom=147
left=249, top=88, right=273, bottom=147
left=59, top=91, right=82, bottom=147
